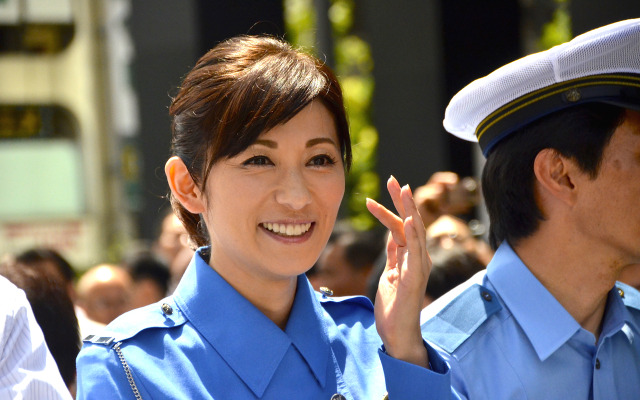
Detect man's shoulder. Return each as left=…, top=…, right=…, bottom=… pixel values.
left=617, top=281, right=640, bottom=311
left=421, top=271, right=502, bottom=354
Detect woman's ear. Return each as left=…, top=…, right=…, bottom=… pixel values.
left=165, top=156, right=206, bottom=214
left=533, top=149, right=578, bottom=207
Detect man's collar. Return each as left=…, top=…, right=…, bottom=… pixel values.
left=487, top=242, right=582, bottom=361
left=173, top=248, right=330, bottom=397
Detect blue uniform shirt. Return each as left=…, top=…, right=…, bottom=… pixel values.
left=77, top=248, right=451, bottom=399
left=421, top=242, right=640, bottom=399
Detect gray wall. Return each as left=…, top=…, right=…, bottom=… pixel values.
left=130, top=0, right=199, bottom=240
left=365, top=0, right=520, bottom=211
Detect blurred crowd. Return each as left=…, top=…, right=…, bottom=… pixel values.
left=0, top=209, right=193, bottom=397
left=2, top=171, right=640, bottom=398
left=308, top=172, right=493, bottom=308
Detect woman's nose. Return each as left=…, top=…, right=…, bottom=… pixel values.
left=275, top=169, right=312, bottom=210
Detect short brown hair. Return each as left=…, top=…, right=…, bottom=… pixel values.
left=168, top=35, right=351, bottom=247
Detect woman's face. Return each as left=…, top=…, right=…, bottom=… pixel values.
left=202, top=100, right=346, bottom=284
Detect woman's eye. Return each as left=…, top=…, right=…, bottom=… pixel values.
left=243, top=156, right=272, bottom=166
left=308, top=154, right=337, bottom=166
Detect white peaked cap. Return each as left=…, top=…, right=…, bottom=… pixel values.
left=443, top=18, right=640, bottom=156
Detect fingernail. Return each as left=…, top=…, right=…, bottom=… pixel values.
left=402, top=184, right=413, bottom=197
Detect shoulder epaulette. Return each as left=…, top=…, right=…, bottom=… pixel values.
left=616, top=281, right=640, bottom=311
left=421, top=284, right=501, bottom=353
left=82, top=297, right=187, bottom=345
left=317, top=292, right=374, bottom=312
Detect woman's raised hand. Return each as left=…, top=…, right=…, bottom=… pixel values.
left=366, top=176, right=431, bottom=368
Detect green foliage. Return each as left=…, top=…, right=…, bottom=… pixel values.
left=284, top=0, right=316, bottom=49
left=538, top=0, right=572, bottom=50
left=285, top=0, right=380, bottom=230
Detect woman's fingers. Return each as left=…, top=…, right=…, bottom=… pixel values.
left=373, top=178, right=432, bottom=369
left=387, top=176, right=406, bottom=220
left=400, top=184, right=428, bottom=257
left=366, top=198, right=406, bottom=247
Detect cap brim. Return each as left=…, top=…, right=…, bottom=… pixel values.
left=477, top=73, right=640, bottom=156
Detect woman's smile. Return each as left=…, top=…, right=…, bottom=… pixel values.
left=260, top=221, right=314, bottom=237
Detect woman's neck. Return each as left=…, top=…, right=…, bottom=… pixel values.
left=208, top=253, right=298, bottom=330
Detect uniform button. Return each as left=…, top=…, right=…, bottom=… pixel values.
left=320, top=287, right=334, bottom=296
left=618, top=287, right=625, bottom=298
left=481, top=291, right=492, bottom=301
left=595, top=358, right=601, bottom=369
left=330, top=394, right=346, bottom=400
left=161, top=303, right=173, bottom=315
left=382, top=393, right=389, bottom=400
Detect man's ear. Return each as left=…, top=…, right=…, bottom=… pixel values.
left=165, top=156, right=206, bottom=214
left=533, top=149, right=578, bottom=207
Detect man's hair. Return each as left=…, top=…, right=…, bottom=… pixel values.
left=482, top=103, right=626, bottom=249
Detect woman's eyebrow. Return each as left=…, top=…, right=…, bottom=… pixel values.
left=253, top=139, right=277, bottom=148
left=307, top=137, right=337, bottom=148
left=252, top=137, right=338, bottom=148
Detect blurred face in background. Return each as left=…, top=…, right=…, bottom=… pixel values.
left=76, top=264, right=132, bottom=325
left=310, top=240, right=372, bottom=296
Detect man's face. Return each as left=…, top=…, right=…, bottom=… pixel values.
left=572, top=109, right=640, bottom=269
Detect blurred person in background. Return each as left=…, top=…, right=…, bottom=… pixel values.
left=425, top=214, right=493, bottom=267
left=122, top=250, right=171, bottom=309
left=14, top=248, right=77, bottom=303
left=414, top=171, right=493, bottom=264
left=153, top=209, right=195, bottom=292
left=421, top=243, right=485, bottom=308
left=76, top=264, right=132, bottom=327
left=413, top=172, right=480, bottom=230
left=0, top=262, right=73, bottom=399
left=13, top=248, right=106, bottom=355
left=309, top=222, right=385, bottom=297
left=0, top=256, right=80, bottom=396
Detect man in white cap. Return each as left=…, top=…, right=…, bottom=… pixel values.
left=421, top=19, right=640, bottom=399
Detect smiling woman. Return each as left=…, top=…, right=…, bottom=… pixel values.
left=75, top=35, right=452, bottom=399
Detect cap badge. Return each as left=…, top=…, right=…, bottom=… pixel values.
left=564, top=88, right=582, bottom=102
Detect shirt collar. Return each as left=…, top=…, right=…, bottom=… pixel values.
left=285, top=275, right=331, bottom=387
left=487, top=242, right=582, bottom=361
left=172, top=248, right=330, bottom=397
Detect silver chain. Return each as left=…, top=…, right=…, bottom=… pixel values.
left=113, top=342, right=143, bottom=400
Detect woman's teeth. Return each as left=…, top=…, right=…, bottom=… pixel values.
left=262, top=222, right=312, bottom=236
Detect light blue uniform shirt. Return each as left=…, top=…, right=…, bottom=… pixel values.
left=421, top=242, right=640, bottom=400
left=77, top=248, right=451, bottom=399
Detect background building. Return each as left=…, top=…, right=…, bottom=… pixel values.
left=0, top=0, right=637, bottom=268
